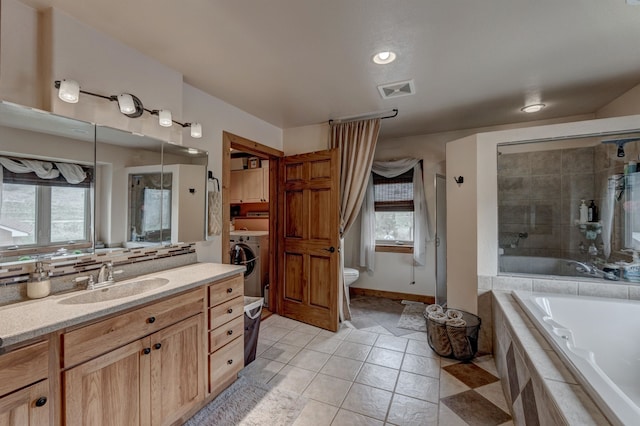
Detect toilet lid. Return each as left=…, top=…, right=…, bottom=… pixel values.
left=344, top=267, right=359, bottom=277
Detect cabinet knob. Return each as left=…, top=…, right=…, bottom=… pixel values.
left=227, top=330, right=233, bottom=336
left=227, top=359, right=233, bottom=365
left=227, top=308, right=233, bottom=314
left=154, top=343, right=162, bottom=350
left=227, top=288, right=233, bottom=293
left=143, top=348, right=151, bottom=355
left=35, top=397, right=47, bottom=407
left=148, top=316, right=156, bottom=324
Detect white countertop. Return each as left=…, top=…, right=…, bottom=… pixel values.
left=230, top=230, right=269, bottom=237
left=0, top=262, right=245, bottom=350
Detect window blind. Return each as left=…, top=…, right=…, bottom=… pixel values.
left=373, top=169, right=414, bottom=212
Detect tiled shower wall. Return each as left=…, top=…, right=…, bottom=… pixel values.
left=498, top=141, right=631, bottom=261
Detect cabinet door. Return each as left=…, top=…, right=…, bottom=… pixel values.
left=0, top=380, right=50, bottom=426
left=262, top=167, right=269, bottom=202
left=64, top=339, right=151, bottom=426
left=242, top=168, right=265, bottom=203
left=230, top=170, right=243, bottom=203
left=150, top=315, right=204, bottom=426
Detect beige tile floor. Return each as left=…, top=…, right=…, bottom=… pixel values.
left=239, top=313, right=513, bottom=426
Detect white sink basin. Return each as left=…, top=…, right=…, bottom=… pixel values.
left=58, top=278, right=169, bottom=305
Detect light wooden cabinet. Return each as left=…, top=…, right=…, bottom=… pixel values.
left=150, top=315, right=204, bottom=426
left=207, top=275, right=244, bottom=397
left=0, top=341, right=50, bottom=426
left=230, top=167, right=269, bottom=203
left=63, top=289, right=205, bottom=426
left=0, top=380, right=50, bottom=426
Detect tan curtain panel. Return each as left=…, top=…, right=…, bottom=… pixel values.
left=330, top=118, right=381, bottom=321
left=330, top=118, right=381, bottom=235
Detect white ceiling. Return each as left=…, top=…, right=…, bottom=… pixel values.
left=22, top=0, right=640, bottom=139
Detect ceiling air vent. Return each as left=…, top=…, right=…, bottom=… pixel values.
left=377, top=79, right=415, bottom=99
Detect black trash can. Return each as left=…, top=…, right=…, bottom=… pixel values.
left=244, top=296, right=264, bottom=366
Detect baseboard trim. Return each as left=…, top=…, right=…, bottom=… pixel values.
left=349, top=287, right=435, bottom=304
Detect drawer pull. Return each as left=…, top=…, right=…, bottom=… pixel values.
left=35, top=397, right=47, bottom=407
left=148, top=316, right=156, bottom=324
left=227, top=288, right=233, bottom=293
left=227, top=308, right=233, bottom=314
left=227, top=359, right=233, bottom=365
left=143, top=348, right=151, bottom=355
left=154, top=343, right=162, bottom=350
left=227, top=330, right=233, bottom=336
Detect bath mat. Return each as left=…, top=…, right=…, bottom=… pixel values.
left=397, top=303, right=427, bottom=332
left=184, top=376, right=307, bottom=425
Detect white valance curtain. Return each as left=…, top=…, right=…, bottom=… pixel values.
left=0, top=157, right=87, bottom=184
left=360, top=158, right=431, bottom=272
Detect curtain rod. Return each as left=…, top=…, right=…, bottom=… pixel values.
left=328, top=108, right=398, bottom=125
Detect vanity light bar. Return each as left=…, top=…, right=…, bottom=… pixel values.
left=54, top=80, right=203, bottom=138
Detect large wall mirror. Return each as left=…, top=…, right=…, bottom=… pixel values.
left=0, top=101, right=208, bottom=267
left=497, top=130, right=640, bottom=282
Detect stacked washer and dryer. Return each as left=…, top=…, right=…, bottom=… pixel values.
left=229, top=231, right=269, bottom=301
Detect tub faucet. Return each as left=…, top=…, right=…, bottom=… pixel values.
left=566, top=260, right=594, bottom=274
left=566, top=260, right=619, bottom=281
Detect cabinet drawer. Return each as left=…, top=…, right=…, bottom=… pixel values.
left=63, top=288, right=203, bottom=368
left=209, top=315, right=244, bottom=353
left=0, top=341, right=48, bottom=398
left=209, top=337, right=243, bottom=394
left=208, top=296, right=243, bottom=330
left=208, top=274, right=243, bottom=307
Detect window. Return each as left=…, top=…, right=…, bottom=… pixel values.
left=0, top=159, right=92, bottom=250
left=373, top=169, right=414, bottom=244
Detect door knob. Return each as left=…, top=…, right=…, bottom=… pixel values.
left=323, top=247, right=336, bottom=253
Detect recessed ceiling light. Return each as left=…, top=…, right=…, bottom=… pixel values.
left=521, top=103, right=546, bottom=113
left=373, top=51, right=396, bottom=65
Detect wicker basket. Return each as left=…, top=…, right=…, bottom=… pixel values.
left=424, top=308, right=481, bottom=361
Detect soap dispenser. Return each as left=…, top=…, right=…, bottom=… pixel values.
left=579, top=200, right=588, bottom=223
left=27, top=261, right=50, bottom=299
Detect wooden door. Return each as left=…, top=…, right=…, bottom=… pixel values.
left=262, top=167, right=269, bottom=202
left=150, top=315, right=204, bottom=426
left=278, top=149, right=340, bottom=331
left=0, top=380, right=50, bottom=426
left=64, top=339, right=151, bottom=426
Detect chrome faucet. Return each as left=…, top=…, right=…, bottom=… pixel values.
left=566, top=260, right=594, bottom=274
left=97, top=262, right=112, bottom=284
left=566, top=260, right=619, bottom=281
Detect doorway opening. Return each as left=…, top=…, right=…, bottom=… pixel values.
left=222, top=132, right=283, bottom=319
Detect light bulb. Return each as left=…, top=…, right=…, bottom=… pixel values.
left=521, top=104, right=545, bottom=113
left=117, top=94, right=136, bottom=114
left=158, top=110, right=172, bottom=127
left=58, top=79, right=80, bottom=103
left=190, top=122, right=202, bottom=138
left=373, top=51, right=396, bottom=65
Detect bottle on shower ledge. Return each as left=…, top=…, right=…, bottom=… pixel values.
left=579, top=200, right=588, bottom=223
left=588, top=200, right=598, bottom=222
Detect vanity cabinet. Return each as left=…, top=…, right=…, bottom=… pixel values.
left=230, top=167, right=269, bottom=203
left=62, top=289, right=205, bottom=426
left=206, top=275, right=244, bottom=396
left=0, top=341, right=51, bottom=426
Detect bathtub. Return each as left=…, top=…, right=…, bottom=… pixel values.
left=500, top=255, right=587, bottom=277
left=513, top=291, right=640, bottom=426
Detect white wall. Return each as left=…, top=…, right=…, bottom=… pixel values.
left=0, top=0, right=40, bottom=108
left=597, top=82, right=640, bottom=119
left=181, top=83, right=282, bottom=263
left=282, top=123, right=329, bottom=155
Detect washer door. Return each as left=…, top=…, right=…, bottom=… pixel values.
left=230, top=243, right=257, bottom=277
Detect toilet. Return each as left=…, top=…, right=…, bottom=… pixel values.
left=344, top=267, right=360, bottom=287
